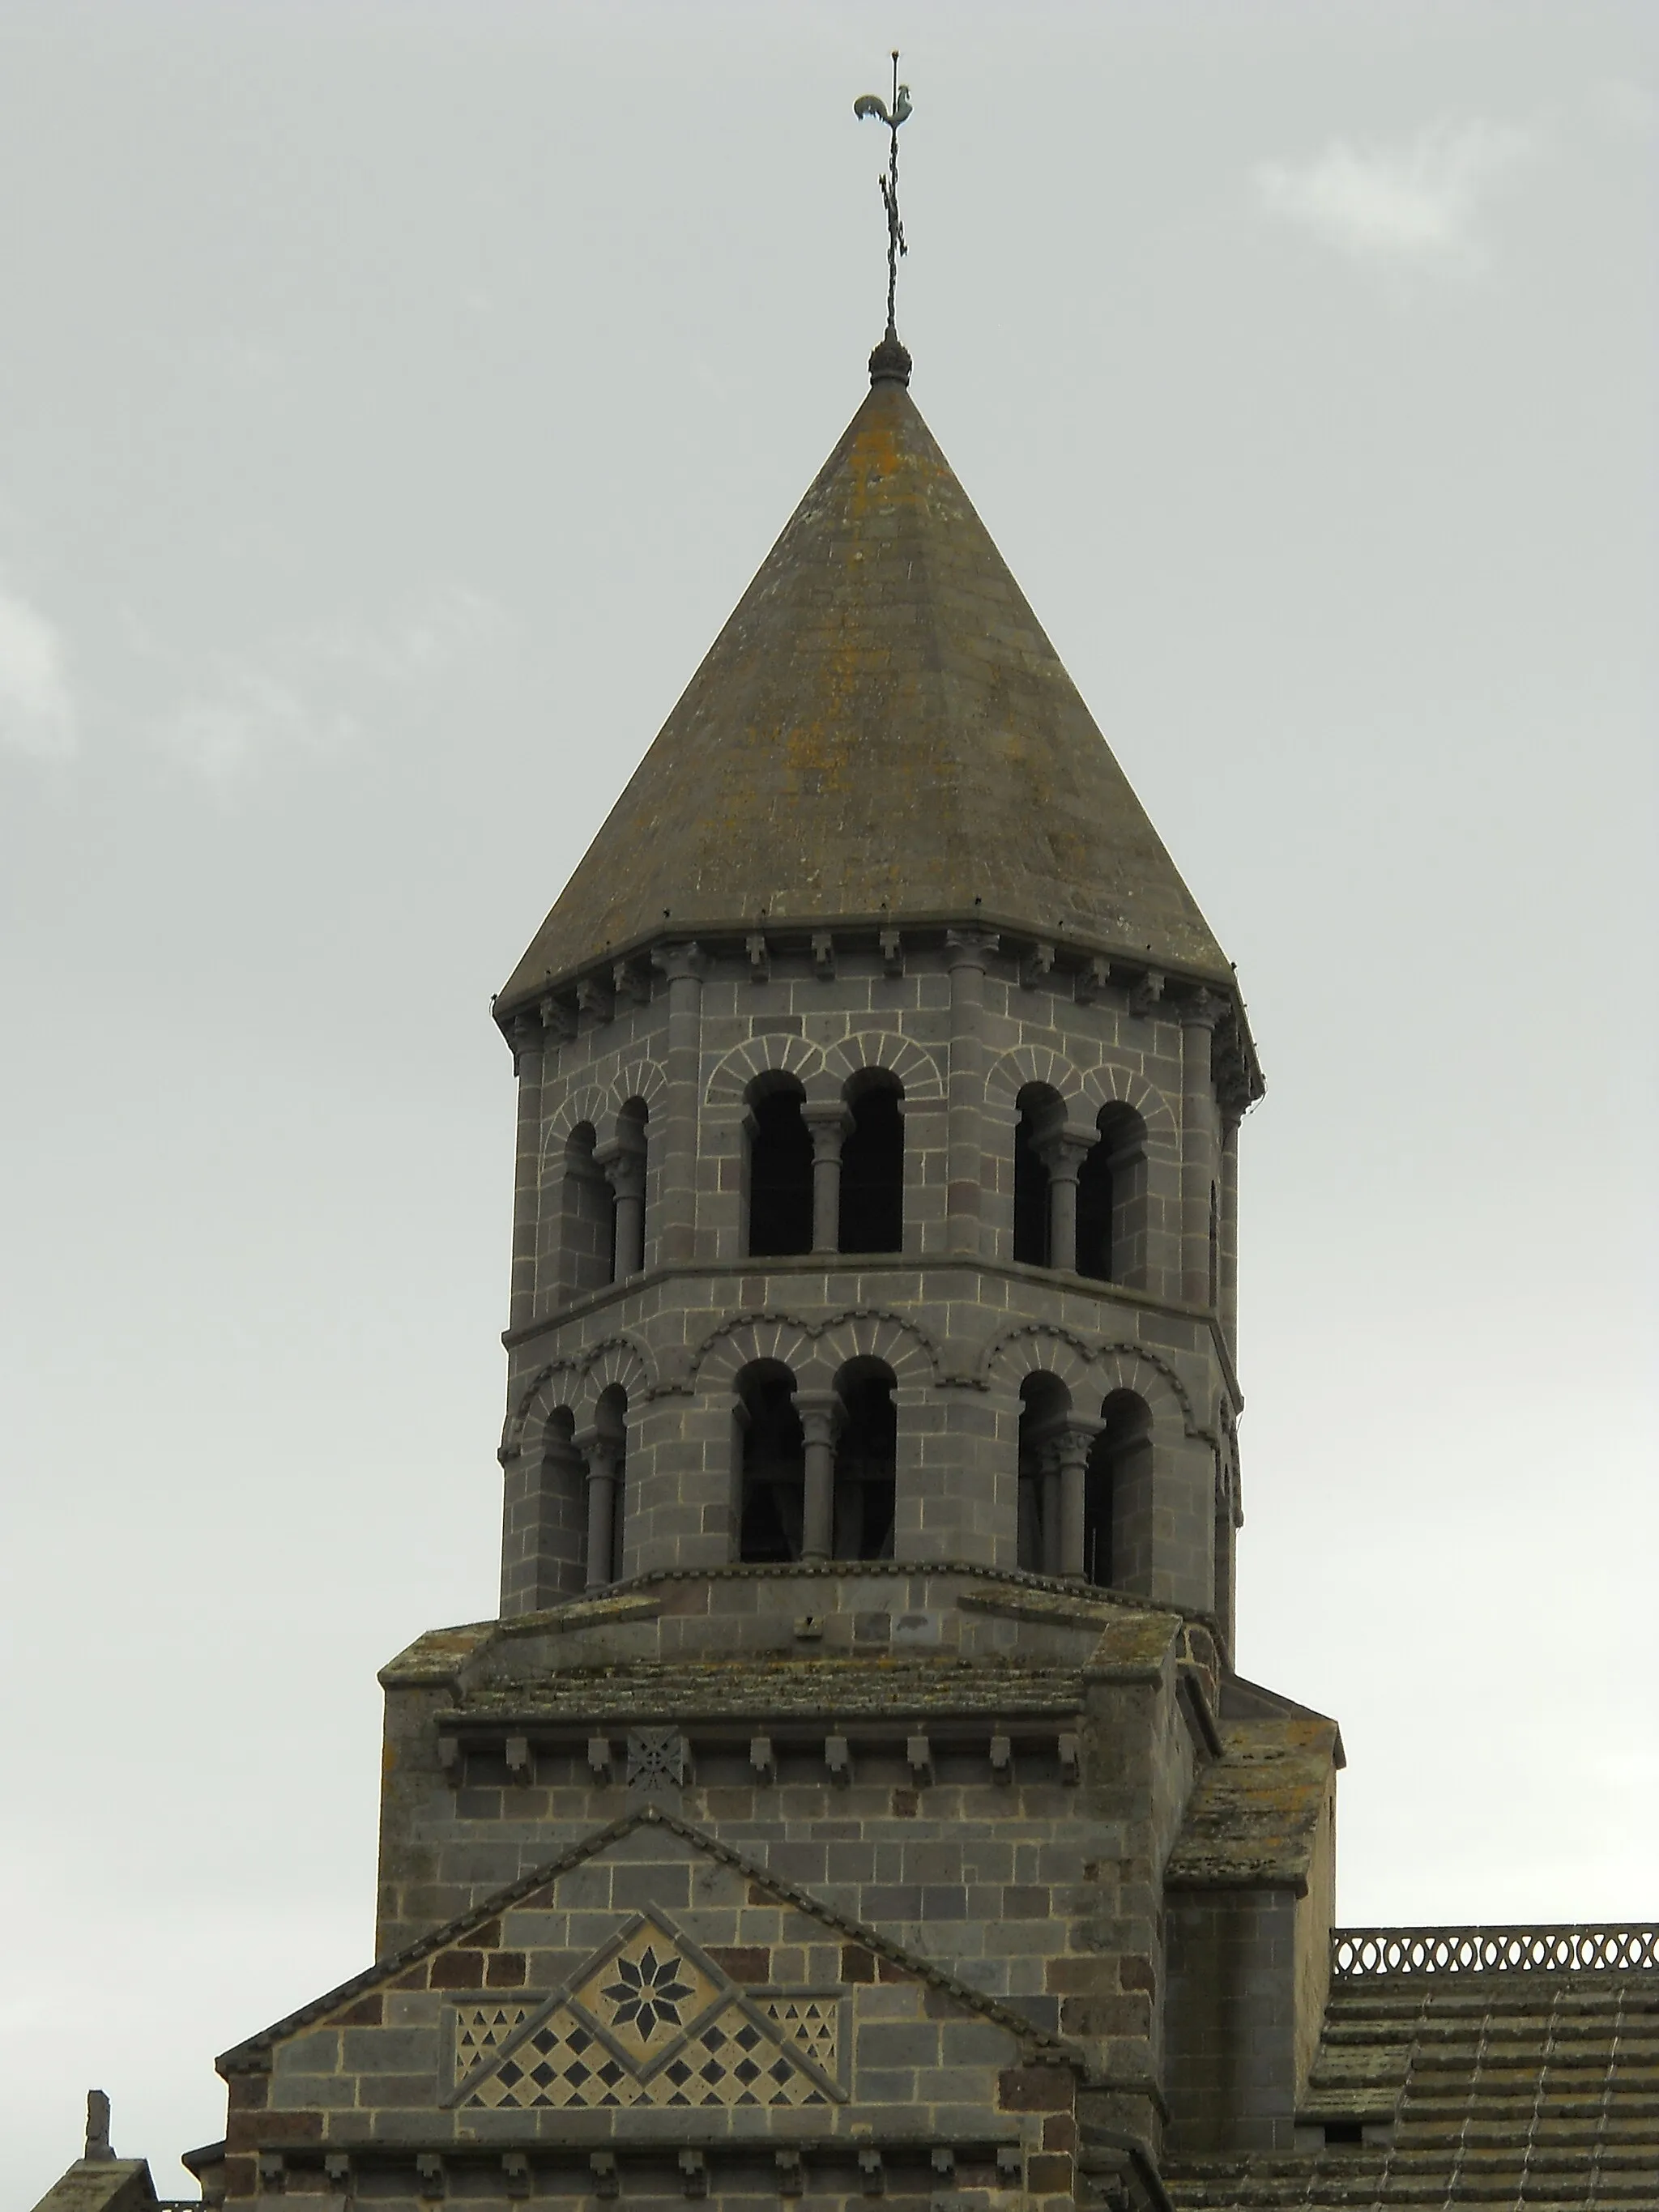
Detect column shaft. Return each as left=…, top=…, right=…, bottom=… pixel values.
left=1180, top=995, right=1222, bottom=1308
left=508, top=1015, right=544, bottom=1330
left=652, top=944, right=706, bottom=1267
left=798, top=1395, right=839, bottom=1562
left=945, top=930, right=998, bottom=1257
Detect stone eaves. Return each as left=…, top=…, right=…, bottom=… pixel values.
left=1163, top=1716, right=1339, bottom=1896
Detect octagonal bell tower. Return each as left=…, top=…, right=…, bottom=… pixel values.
left=488, top=349, right=1260, bottom=1643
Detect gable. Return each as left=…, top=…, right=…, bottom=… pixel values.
left=449, top=1903, right=843, bottom=2112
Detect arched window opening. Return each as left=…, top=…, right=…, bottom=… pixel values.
left=736, top=1362, right=805, bottom=1562
left=1076, top=1104, right=1148, bottom=1285
left=510, top=1404, right=586, bottom=1611
left=1013, top=1085, right=1064, bottom=1266
left=585, top=1384, right=629, bottom=1589
left=1017, top=1371, right=1071, bottom=1575
left=561, top=1122, right=612, bottom=1301
left=746, top=1080, right=813, bottom=1257
left=1090, top=1390, right=1154, bottom=1593
left=600, top=1096, right=650, bottom=1281
left=832, top=1359, right=897, bottom=1559
left=838, top=1076, right=904, bottom=1255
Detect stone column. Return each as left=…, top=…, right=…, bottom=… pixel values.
left=804, top=1103, right=853, bottom=1255
left=1056, top=1421, right=1102, bottom=1582
left=945, top=929, right=999, bottom=1258
left=597, top=1132, right=647, bottom=1280
left=580, top=1432, right=623, bottom=1591
left=507, top=1012, right=545, bottom=1331
left=651, top=942, right=707, bottom=1267
left=796, top=1391, right=842, bottom=1563
left=1219, top=1110, right=1241, bottom=1357
left=1042, top=1131, right=1094, bottom=1275
left=1038, top=1438, right=1064, bottom=1578
left=1180, top=991, right=1222, bottom=1309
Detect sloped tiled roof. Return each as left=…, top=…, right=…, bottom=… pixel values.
left=1166, top=1960, right=1659, bottom=2208
left=498, top=373, right=1231, bottom=1010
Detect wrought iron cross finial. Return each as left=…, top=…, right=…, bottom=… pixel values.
left=854, top=51, right=912, bottom=348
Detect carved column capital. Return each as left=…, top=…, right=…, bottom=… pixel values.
left=1180, top=985, right=1223, bottom=1031
left=651, top=940, right=708, bottom=986
left=944, top=925, right=1000, bottom=970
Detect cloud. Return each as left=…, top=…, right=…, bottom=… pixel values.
left=1256, top=119, right=1535, bottom=269
left=148, top=588, right=515, bottom=788
left=0, top=583, right=77, bottom=760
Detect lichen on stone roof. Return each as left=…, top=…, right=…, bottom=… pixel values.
left=498, top=376, right=1232, bottom=1009
left=1164, top=1716, right=1339, bottom=1894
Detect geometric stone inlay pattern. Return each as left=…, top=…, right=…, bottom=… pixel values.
left=760, top=1995, right=838, bottom=2074
left=456, top=1912, right=838, bottom=2112
left=465, top=2000, right=829, bottom=2108
left=454, top=2001, right=535, bottom=2077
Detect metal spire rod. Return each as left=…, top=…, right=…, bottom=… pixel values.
left=855, top=51, right=912, bottom=342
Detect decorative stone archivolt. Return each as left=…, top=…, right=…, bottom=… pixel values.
left=505, top=1334, right=657, bottom=1455
left=983, top=1042, right=1086, bottom=1116
left=704, top=1034, right=825, bottom=1106
left=607, top=1059, right=667, bottom=1113
left=817, top=1030, right=945, bottom=1102
left=541, top=1075, right=667, bottom=1163
left=690, top=1306, right=940, bottom=1392
left=983, top=1045, right=1176, bottom=1141
left=980, top=1324, right=1213, bottom=1443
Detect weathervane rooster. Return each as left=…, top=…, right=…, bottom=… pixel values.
left=855, top=52, right=913, bottom=352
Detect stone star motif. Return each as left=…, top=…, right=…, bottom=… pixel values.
left=599, top=1945, right=696, bottom=2042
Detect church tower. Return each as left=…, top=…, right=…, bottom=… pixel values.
left=205, top=347, right=1346, bottom=2210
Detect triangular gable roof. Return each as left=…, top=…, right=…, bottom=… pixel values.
left=217, top=1803, right=1086, bottom=2077
left=497, top=374, right=1232, bottom=1011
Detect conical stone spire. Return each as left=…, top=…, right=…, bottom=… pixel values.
left=499, top=376, right=1230, bottom=1010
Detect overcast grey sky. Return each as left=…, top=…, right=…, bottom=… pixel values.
left=2, top=2, right=1654, bottom=2196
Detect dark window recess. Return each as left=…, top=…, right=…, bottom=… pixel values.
left=739, top=1371, right=805, bottom=1562
left=1323, top=2122, right=1364, bottom=2146
left=834, top=1367, right=897, bottom=1559
left=748, top=1089, right=813, bottom=1256
left=1013, top=1114, right=1050, bottom=1264
left=838, top=1085, right=903, bottom=1253
left=1076, top=1141, right=1114, bottom=1281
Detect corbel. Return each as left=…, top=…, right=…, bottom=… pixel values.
left=1128, top=969, right=1165, bottom=1017
left=612, top=958, right=650, bottom=1011
left=746, top=932, right=770, bottom=982
left=879, top=927, right=903, bottom=977
left=989, top=1733, right=1014, bottom=1786
left=1073, top=953, right=1113, bottom=1005
left=415, top=2154, right=446, bottom=2201
left=575, top=974, right=613, bottom=1022
left=437, top=1733, right=463, bottom=1788
left=906, top=1733, right=934, bottom=1785
left=1057, top=1731, right=1081, bottom=1784
left=930, top=2149, right=956, bottom=2182
left=588, top=1737, right=616, bottom=1783
left=749, top=1736, right=777, bottom=1783
left=825, top=1734, right=854, bottom=1786
left=858, top=2148, right=885, bottom=2197
left=775, top=2149, right=805, bottom=2198
left=591, top=2153, right=620, bottom=2200
left=1021, top=940, right=1056, bottom=990
left=505, top=1736, right=534, bottom=1787
left=810, top=930, right=836, bottom=978
left=996, top=2147, right=1024, bottom=2185
left=678, top=2150, right=708, bottom=2199
left=323, top=2153, right=353, bottom=2198
left=257, top=2153, right=286, bottom=2195
left=538, top=992, right=577, bottom=1043
left=501, top=2152, right=531, bottom=2200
